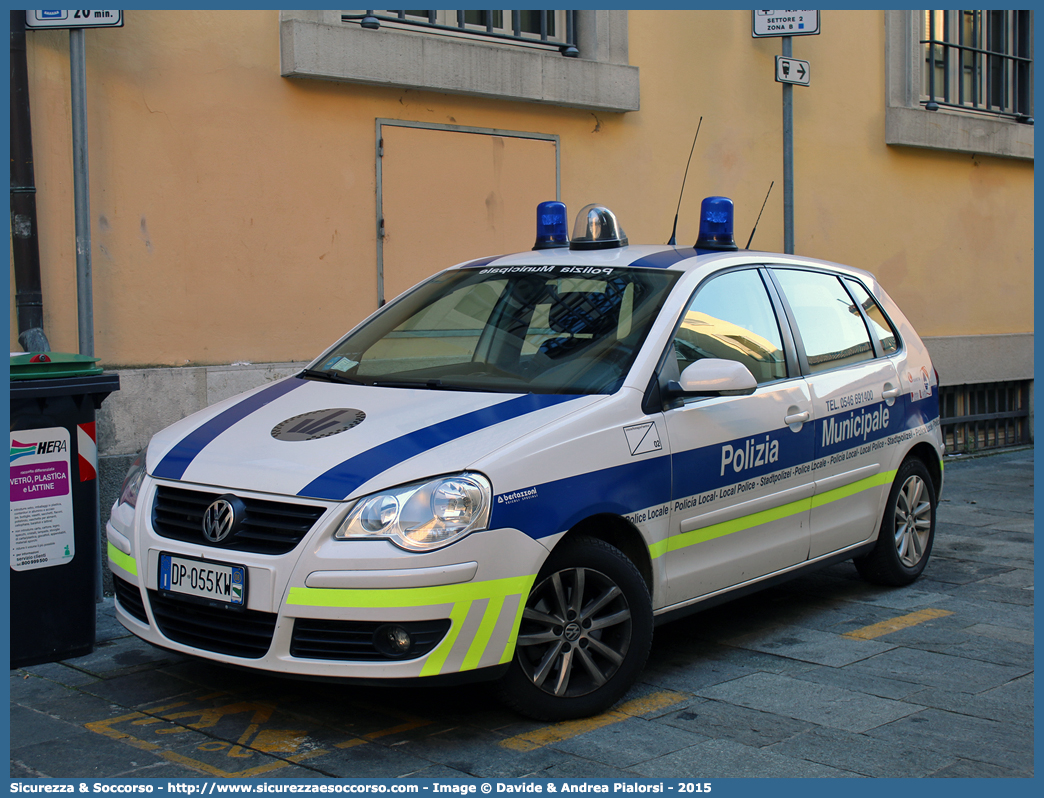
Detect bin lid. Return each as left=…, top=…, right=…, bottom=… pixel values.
left=10, top=352, right=104, bottom=380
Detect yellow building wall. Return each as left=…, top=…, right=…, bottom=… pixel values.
left=12, top=10, right=1033, bottom=366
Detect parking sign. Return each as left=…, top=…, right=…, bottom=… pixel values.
left=752, top=10, right=820, bottom=38
left=25, top=10, right=124, bottom=29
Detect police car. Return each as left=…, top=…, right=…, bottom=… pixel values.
left=107, top=198, right=943, bottom=720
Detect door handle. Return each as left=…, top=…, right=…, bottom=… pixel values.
left=882, top=386, right=901, bottom=399
left=784, top=411, right=810, bottom=425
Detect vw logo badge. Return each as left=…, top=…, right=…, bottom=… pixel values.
left=202, top=498, right=238, bottom=543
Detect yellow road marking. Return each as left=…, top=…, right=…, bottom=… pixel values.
left=196, top=741, right=232, bottom=752
left=252, top=729, right=309, bottom=754
left=160, top=750, right=234, bottom=776
left=86, top=712, right=162, bottom=751
left=843, top=608, right=954, bottom=640
left=144, top=701, right=192, bottom=714
left=364, top=719, right=431, bottom=739
left=336, top=738, right=368, bottom=750
left=335, top=706, right=433, bottom=748
left=499, top=689, right=687, bottom=752
left=163, top=700, right=273, bottom=731
left=161, top=748, right=328, bottom=778
left=86, top=699, right=329, bottom=776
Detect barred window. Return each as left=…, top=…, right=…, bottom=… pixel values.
left=922, top=10, right=1033, bottom=123
left=344, top=10, right=577, bottom=55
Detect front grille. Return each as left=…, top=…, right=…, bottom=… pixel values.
left=290, top=618, right=451, bottom=661
left=153, top=486, right=326, bottom=555
left=147, top=590, right=277, bottom=659
left=113, top=574, right=149, bottom=625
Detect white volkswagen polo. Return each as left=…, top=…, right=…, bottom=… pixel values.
left=108, top=198, right=943, bottom=720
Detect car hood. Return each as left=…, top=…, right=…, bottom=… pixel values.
left=146, top=376, right=603, bottom=501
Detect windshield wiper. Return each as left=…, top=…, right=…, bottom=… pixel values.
left=368, top=379, right=445, bottom=390
left=300, top=369, right=363, bottom=385
left=368, top=379, right=515, bottom=393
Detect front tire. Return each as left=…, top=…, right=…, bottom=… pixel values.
left=855, top=458, right=937, bottom=586
left=498, top=536, right=653, bottom=721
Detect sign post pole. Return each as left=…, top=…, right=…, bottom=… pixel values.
left=24, top=11, right=124, bottom=357
left=70, top=26, right=94, bottom=357
left=752, top=11, right=819, bottom=256
left=782, top=35, right=794, bottom=255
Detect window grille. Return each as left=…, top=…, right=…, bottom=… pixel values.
left=344, top=10, right=578, bottom=57
left=922, top=10, right=1033, bottom=123
left=939, top=380, right=1031, bottom=454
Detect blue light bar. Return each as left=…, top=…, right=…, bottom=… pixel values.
left=695, top=196, right=738, bottom=251
left=533, top=201, right=569, bottom=250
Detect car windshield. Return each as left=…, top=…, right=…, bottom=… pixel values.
left=309, top=265, right=679, bottom=394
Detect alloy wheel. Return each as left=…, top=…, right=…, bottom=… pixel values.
left=515, top=567, right=632, bottom=698
left=893, top=473, right=933, bottom=567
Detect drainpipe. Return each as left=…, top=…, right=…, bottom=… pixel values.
left=10, top=10, right=51, bottom=353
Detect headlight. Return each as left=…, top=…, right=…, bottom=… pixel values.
left=118, top=451, right=147, bottom=509
left=335, top=473, right=492, bottom=551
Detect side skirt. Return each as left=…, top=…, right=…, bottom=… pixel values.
left=653, top=540, right=876, bottom=627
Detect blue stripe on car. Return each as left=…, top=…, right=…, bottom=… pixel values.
left=492, top=395, right=940, bottom=541
left=457, top=255, right=507, bottom=270
left=153, top=378, right=305, bottom=480
left=298, top=393, right=585, bottom=501
left=490, top=455, right=672, bottom=540
left=671, top=423, right=815, bottom=501
left=629, top=248, right=697, bottom=269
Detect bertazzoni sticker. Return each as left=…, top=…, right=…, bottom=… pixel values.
left=271, top=409, right=366, bottom=441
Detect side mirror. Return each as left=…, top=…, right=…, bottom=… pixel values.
left=664, top=358, right=757, bottom=400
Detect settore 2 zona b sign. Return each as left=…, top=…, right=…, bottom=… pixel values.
left=752, top=10, right=820, bottom=38
left=25, top=10, right=124, bottom=29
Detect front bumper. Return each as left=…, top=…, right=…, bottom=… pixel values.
left=106, top=478, right=549, bottom=681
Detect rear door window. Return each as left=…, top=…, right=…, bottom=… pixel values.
left=844, top=278, right=900, bottom=355
left=772, top=269, right=875, bottom=374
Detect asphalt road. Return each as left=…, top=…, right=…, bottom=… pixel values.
left=10, top=449, right=1034, bottom=779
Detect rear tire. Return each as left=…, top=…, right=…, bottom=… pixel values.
left=855, top=458, right=937, bottom=586
left=498, top=536, right=653, bottom=721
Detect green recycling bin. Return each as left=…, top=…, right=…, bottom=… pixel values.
left=10, top=352, right=120, bottom=668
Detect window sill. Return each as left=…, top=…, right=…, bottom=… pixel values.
left=280, top=17, right=639, bottom=113
left=886, top=104, right=1034, bottom=160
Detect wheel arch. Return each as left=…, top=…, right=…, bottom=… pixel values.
left=905, top=441, right=943, bottom=498
left=552, top=513, right=654, bottom=593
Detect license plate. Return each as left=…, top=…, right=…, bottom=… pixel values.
left=159, top=553, right=247, bottom=608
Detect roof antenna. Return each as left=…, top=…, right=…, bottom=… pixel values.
left=668, top=117, right=702, bottom=246
left=745, top=181, right=775, bottom=250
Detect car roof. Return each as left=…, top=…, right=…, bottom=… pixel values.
left=453, top=245, right=878, bottom=284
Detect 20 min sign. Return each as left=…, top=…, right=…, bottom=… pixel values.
left=25, top=10, right=124, bottom=29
